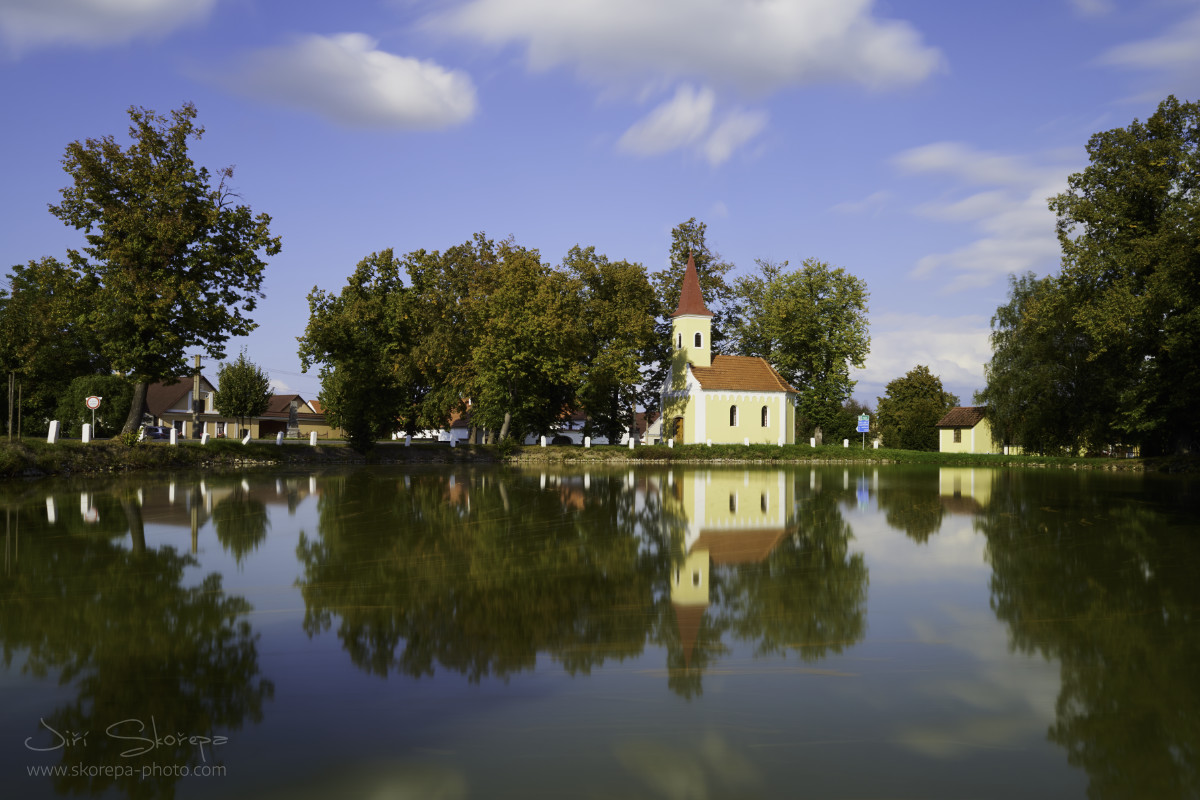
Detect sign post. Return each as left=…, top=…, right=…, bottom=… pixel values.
left=856, top=414, right=870, bottom=449
left=86, top=396, right=101, bottom=435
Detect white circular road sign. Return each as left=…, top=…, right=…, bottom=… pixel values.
left=86, top=396, right=101, bottom=410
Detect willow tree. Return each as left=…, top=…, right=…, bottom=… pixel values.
left=49, top=103, right=281, bottom=434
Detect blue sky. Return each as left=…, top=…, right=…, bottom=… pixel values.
left=2, top=0, right=1197, bottom=406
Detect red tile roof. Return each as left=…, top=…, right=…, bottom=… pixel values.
left=690, top=355, right=798, bottom=393
left=671, top=252, right=714, bottom=318
left=935, top=406, right=988, bottom=428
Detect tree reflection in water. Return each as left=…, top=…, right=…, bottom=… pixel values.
left=979, top=471, right=1200, bottom=799
left=297, top=467, right=868, bottom=700
left=0, top=480, right=274, bottom=800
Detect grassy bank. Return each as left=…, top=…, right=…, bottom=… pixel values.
left=2, top=437, right=1182, bottom=480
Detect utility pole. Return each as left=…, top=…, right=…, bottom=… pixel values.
left=6, top=372, right=12, bottom=442
left=192, top=354, right=202, bottom=439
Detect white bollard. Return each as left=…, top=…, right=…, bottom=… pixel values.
left=810, top=437, right=816, bottom=447
left=706, top=439, right=712, bottom=447
left=170, top=428, right=178, bottom=445
left=584, top=436, right=591, bottom=448
left=275, top=432, right=283, bottom=445
left=744, top=438, right=750, bottom=446
left=873, top=440, right=879, bottom=449
left=137, top=426, right=145, bottom=442
left=82, top=423, right=92, bottom=444
left=540, top=436, right=547, bottom=447
left=405, top=435, right=411, bottom=447
left=241, top=432, right=251, bottom=444
left=310, top=431, right=318, bottom=446
left=47, top=420, right=59, bottom=444
left=201, top=432, right=209, bottom=445
left=843, top=439, right=849, bottom=448
left=451, top=438, right=456, bottom=448
left=667, top=439, right=674, bottom=448
left=628, top=438, right=635, bottom=449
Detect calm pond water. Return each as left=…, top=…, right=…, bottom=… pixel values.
left=1, top=464, right=1197, bottom=799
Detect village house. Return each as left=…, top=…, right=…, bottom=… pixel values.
left=144, top=376, right=343, bottom=440
left=659, top=254, right=798, bottom=445
left=935, top=406, right=1000, bottom=454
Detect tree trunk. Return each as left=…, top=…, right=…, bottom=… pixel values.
left=122, top=381, right=148, bottom=435
left=498, top=411, right=512, bottom=442
left=121, top=497, right=146, bottom=555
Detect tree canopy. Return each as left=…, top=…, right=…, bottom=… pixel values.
left=48, top=103, right=281, bottom=433
left=215, top=350, right=273, bottom=433
left=875, top=365, right=958, bottom=451
left=730, top=257, right=870, bottom=438
left=982, top=96, right=1199, bottom=455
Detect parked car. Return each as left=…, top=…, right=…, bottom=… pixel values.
left=143, top=426, right=172, bottom=440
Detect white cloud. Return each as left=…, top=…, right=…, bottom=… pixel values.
left=700, top=108, right=768, bottom=165
left=1099, top=11, right=1200, bottom=71
left=617, top=85, right=714, bottom=155
left=429, top=0, right=943, bottom=93
left=852, top=312, right=992, bottom=402
left=0, top=0, right=215, bottom=51
left=1068, top=0, right=1114, bottom=17
left=228, top=33, right=477, bottom=130
left=892, top=142, right=1075, bottom=291
left=832, top=190, right=891, bottom=215
left=617, top=84, right=766, bottom=165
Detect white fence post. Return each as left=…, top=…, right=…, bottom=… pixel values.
left=82, top=423, right=92, bottom=444
left=47, top=420, right=59, bottom=444
left=310, top=431, right=318, bottom=446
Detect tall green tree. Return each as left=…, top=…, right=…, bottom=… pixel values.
left=466, top=239, right=582, bottom=441
left=48, top=103, right=281, bottom=434
left=0, top=257, right=104, bottom=435
left=875, top=365, right=958, bottom=451
left=215, top=350, right=273, bottom=434
left=730, top=257, right=870, bottom=438
left=1048, top=95, right=1200, bottom=454
left=298, top=250, right=417, bottom=452
left=563, top=245, right=658, bottom=444
left=977, top=273, right=1118, bottom=454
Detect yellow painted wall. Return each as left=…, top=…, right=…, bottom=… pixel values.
left=671, top=314, right=712, bottom=370
left=679, top=470, right=795, bottom=532
left=700, top=392, right=794, bottom=445
left=938, top=467, right=993, bottom=506
left=938, top=417, right=998, bottom=454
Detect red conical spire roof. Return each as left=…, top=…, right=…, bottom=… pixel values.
left=672, top=252, right=714, bottom=317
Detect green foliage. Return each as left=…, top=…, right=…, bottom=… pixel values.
left=875, top=365, right=958, bottom=451
left=730, top=257, right=870, bottom=437
left=215, top=350, right=272, bottom=429
left=977, top=273, right=1116, bottom=455
left=0, top=257, right=105, bottom=434
left=1043, top=95, right=1200, bottom=455
left=48, top=103, right=281, bottom=433
left=298, top=250, right=415, bottom=453
left=55, top=374, right=134, bottom=438
left=819, top=398, right=874, bottom=447
left=563, top=245, right=658, bottom=444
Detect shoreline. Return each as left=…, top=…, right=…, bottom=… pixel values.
left=2, top=438, right=1185, bottom=481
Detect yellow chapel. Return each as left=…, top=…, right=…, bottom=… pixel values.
left=659, top=254, right=799, bottom=445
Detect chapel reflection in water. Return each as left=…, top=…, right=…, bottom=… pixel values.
left=297, top=467, right=868, bottom=699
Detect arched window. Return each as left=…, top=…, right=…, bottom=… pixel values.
left=676, top=333, right=682, bottom=349
left=729, top=405, right=738, bottom=426
left=694, top=331, right=703, bottom=348
left=761, top=405, right=769, bottom=427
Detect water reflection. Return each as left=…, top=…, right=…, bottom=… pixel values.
left=2, top=466, right=1197, bottom=799
left=978, top=471, right=1200, bottom=799
left=296, top=467, right=868, bottom=699
left=1, top=478, right=274, bottom=799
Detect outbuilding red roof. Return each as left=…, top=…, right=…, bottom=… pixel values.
left=935, top=406, right=988, bottom=428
